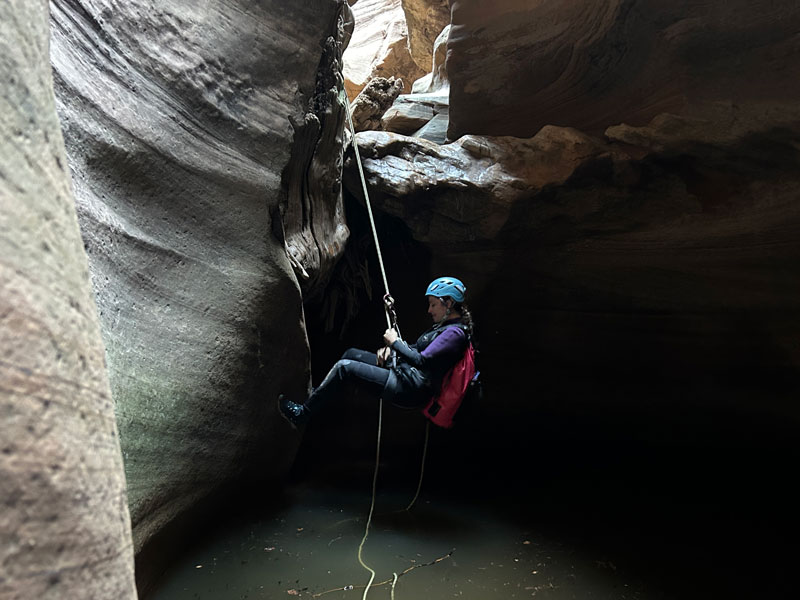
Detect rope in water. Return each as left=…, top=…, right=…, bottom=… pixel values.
left=356, top=397, right=382, bottom=600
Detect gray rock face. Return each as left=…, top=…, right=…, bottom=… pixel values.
left=1, top=2, right=137, bottom=598
left=447, top=0, right=800, bottom=138
left=49, top=0, right=348, bottom=591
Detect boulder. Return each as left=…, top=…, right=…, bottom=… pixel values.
left=1, top=1, right=136, bottom=597
left=381, top=100, right=436, bottom=135
left=381, top=91, right=447, bottom=135
left=401, top=0, right=451, bottom=71
left=447, top=0, right=800, bottom=138
left=343, top=0, right=426, bottom=101
left=49, top=0, right=349, bottom=592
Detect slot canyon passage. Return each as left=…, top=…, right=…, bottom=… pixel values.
left=2, top=0, right=800, bottom=598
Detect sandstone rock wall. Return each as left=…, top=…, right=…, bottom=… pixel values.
left=401, top=0, right=451, bottom=72
left=49, top=0, right=348, bottom=592
left=447, top=0, right=800, bottom=139
left=343, top=0, right=426, bottom=100
left=1, top=1, right=137, bottom=597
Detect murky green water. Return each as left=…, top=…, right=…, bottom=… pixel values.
left=151, top=483, right=644, bottom=600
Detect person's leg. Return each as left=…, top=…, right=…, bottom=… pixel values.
left=279, top=348, right=391, bottom=426
left=304, top=356, right=389, bottom=414
left=342, top=347, right=379, bottom=365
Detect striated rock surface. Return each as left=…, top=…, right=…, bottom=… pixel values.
left=447, top=0, right=800, bottom=139
left=50, top=0, right=349, bottom=592
left=350, top=76, right=404, bottom=132
left=401, top=0, right=451, bottom=71
left=343, top=0, right=426, bottom=100
left=1, top=1, right=137, bottom=598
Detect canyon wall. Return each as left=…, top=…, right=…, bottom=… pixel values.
left=49, top=0, right=351, bottom=592
left=447, top=0, right=800, bottom=139
left=1, top=1, right=137, bottom=597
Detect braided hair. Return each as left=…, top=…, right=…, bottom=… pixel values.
left=452, top=302, right=474, bottom=340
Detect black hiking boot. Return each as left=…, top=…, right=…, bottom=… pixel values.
left=278, top=394, right=309, bottom=428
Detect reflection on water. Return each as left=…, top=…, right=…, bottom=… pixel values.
left=151, top=485, right=640, bottom=600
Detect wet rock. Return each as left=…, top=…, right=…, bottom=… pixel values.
left=343, top=0, right=426, bottom=101
left=447, top=0, right=800, bottom=138
left=1, top=1, right=136, bottom=597
left=401, top=0, right=451, bottom=71
left=350, top=76, right=405, bottom=132
left=50, top=0, right=347, bottom=592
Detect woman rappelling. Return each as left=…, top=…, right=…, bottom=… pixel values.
left=279, top=276, right=475, bottom=428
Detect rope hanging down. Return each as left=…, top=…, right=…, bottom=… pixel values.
left=344, top=97, right=431, bottom=600
left=345, top=103, right=394, bottom=331
left=345, top=98, right=391, bottom=600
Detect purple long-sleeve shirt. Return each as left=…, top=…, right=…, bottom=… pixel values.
left=391, top=322, right=467, bottom=385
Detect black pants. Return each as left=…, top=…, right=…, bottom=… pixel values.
left=304, top=348, right=421, bottom=414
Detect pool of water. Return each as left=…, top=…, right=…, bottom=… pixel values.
left=150, top=481, right=641, bottom=600
left=150, top=421, right=798, bottom=600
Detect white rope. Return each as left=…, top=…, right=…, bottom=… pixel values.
left=344, top=100, right=392, bottom=330
left=405, top=421, right=430, bottom=511
left=357, top=399, right=383, bottom=600
left=345, top=98, right=394, bottom=600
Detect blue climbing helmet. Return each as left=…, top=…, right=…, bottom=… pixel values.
left=425, top=276, right=466, bottom=303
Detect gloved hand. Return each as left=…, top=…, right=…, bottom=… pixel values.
left=376, top=346, right=391, bottom=367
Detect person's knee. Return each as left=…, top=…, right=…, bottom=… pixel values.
left=333, top=359, right=353, bottom=378
left=342, top=348, right=361, bottom=360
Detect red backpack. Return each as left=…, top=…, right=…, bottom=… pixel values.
left=422, top=344, right=476, bottom=429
